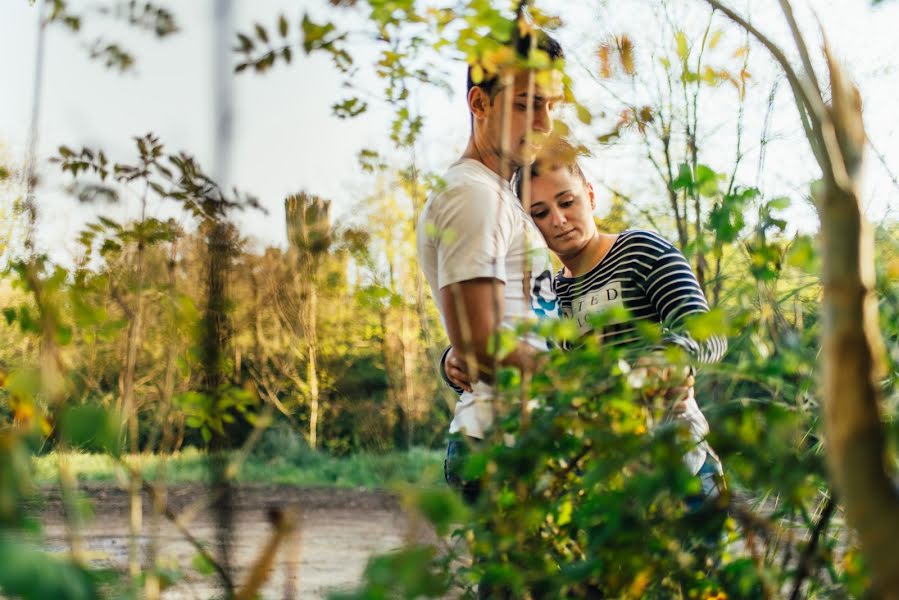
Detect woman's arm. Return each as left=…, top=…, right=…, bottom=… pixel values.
left=641, top=245, right=728, bottom=365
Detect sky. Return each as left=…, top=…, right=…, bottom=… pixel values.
left=1, top=0, right=897, bottom=264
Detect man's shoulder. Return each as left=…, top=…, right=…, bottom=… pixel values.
left=431, top=160, right=508, bottom=203
left=422, top=160, right=514, bottom=228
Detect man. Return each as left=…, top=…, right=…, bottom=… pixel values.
left=415, top=30, right=565, bottom=502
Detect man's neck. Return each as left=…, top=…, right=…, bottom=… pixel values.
left=461, top=137, right=513, bottom=182
left=561, top=232, right=618, bottom=277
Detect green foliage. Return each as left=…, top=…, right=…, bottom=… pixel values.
left=58, top=404, right=122, bottom=455
left=5, top=2, right=897, bottom=597
left=331, top=545, right=451, bottom=600
left=31, top=446, right=445, bottom=489
left=0, top=538, right=109, bottom=600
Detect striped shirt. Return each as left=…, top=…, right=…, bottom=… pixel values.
left=554, top=229, right=727, bottom=363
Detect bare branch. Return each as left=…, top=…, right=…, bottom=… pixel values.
left=776, top=0, right=822, bottom=100
left=701, top=0, right=833, bottom=184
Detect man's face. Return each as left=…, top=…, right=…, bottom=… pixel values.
left=472, top=69, right=564, bottom=169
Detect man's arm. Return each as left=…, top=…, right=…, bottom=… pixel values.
left=440, top=279, right=539, bottom=384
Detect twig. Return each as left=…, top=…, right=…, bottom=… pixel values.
left=776, top=0, right=822, bottom=100
left=136, top=467, right=234, bottom=589
left=235, top=506, right=302, bottom=600
left=788, top=494, right=837, bottom=600
left=701, top=0, right=836, bottom=188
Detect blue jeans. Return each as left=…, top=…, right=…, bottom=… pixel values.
left=686, top=454, right=726, bottom=512
left=444, top=436, right=482, bottom=506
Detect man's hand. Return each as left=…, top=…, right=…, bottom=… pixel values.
left=445, top=346, right=475, bottom=392
left=444, top=343, right=545, bottom=393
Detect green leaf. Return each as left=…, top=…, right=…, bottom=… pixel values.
left=332, top=97, right=368, bottom=119
left=236, top=33, right=254, bottom=52
left=415, top=489, right=466, bottom=536
left=55, top=324, right=73, bottom=346
left=301, top=13, right=337, bottom=53
left=684, top=308, right=729, bottom=341
left=191, top=552, right=216, bottom=577
left=254, top=23, right=268, bottom=43
left=278, top=14, right=288, bottom=37
left=17, top=306, right=40, bottom=334
left=767, top=196, right=791, bottom=211
left=695, top=164, right=720, bottom=197
left=671, top=163, right=692, bottom=190
left=59, top=405, right=122, bottom=455
left=0, top=539, right=104, bottom=600
left=786, top=235, right=817, bottom=271
left=576, top=103, right=592, bottom=125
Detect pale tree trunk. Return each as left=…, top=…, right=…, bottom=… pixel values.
left=818, top=51, right=899, bottom=597
left=305, top=280, right=319, bottom=450
left=285, top=193, right=330, bottom=450
left=706, top=1, right=899, bottom=594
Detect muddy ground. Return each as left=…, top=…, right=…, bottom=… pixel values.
left=37, top=484, right=441, bottom=599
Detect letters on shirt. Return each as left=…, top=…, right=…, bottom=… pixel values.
left=561, top=281, right=624, bottom=335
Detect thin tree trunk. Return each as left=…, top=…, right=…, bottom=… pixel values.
left=703, top=0, right=899, bottom=592
left=302, top=260, right=319, bottom=450
left=820, top=180, right=899, bottom=596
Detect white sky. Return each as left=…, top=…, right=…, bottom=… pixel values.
left=1, top=0, right=897, bottom=263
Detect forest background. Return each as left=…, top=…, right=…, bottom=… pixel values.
left=1, top=0, right=899, bottom=598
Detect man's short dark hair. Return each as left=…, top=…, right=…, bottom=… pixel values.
left=513, top=138, right=588, bottom=200
left=466, top=30, right=564, bottom=101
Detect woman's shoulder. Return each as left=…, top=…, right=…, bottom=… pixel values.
left=615, top=229, right=677, bottom=253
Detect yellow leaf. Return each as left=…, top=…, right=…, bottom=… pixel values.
left=598, top=43, right=612, bottom=78
left=676, top=31, right=688, bottom=61
left=557, top=498, right=572, bottom=526
left=618, top=34, right=635, bottom=76
left=481, top=46, right=515, bottom=74
left=629, top=567, right=652, bottom=597
left=470, top=63, right=484, bottom=84
left=709, top=29, right=723, bottom=49
left=889, top=257, right=899, bottom=279
left=734, top=45, right=749, bottom=58
left=517, top=16, right=532, bottom=38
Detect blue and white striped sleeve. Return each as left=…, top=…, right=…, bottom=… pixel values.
left=642, top=245, right=728, bottom=365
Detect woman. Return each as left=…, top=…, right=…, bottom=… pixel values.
left=443, top=144, right=726, bottom=507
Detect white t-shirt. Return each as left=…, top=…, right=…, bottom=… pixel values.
left=417, top=158, right=557, bottom=438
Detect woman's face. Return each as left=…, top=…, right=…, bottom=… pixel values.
left=527, top=166, right=597, bottom=257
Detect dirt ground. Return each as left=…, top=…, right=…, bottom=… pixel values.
left=38, top=484, right=440, bottom=599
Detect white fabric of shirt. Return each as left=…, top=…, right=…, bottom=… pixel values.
left=417, top=158, right=557, bottom=438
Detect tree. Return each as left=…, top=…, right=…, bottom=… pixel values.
left=701, top=0, right=899, bottom=594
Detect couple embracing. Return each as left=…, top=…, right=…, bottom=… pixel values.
left=415, top=28, right=726, bottom=558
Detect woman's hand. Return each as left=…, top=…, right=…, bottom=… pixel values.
left=630, top=355, right=695, bottom=415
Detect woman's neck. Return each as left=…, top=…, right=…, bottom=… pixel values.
left=561, top=232, right=618, bottom=277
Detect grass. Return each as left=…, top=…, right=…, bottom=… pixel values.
left=31, top=446, right=446, bottom=489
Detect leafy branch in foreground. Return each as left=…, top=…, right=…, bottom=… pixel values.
left=43, top=0, right=179, bottom=73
